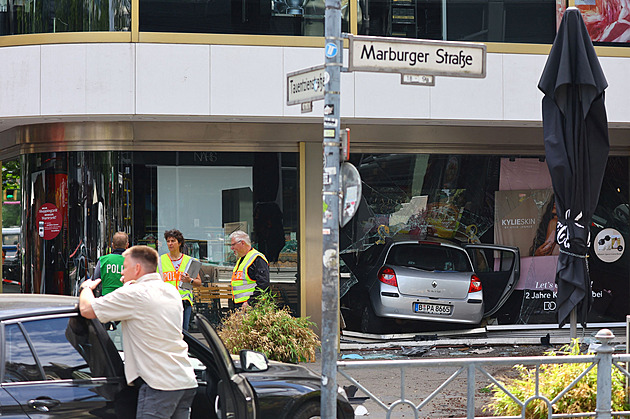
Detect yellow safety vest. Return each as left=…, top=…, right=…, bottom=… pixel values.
left=231, top=249, right=267, bottom=304
left=158, top=253, right=194, bottom=305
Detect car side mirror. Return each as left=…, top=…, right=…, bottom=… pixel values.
left=239, top=350, right=269, bottom=372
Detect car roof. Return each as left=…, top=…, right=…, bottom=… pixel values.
left=2, top=227, right=20, bottom=235
left=0, top=294, right=79, bottom=321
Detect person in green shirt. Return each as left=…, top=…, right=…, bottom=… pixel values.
left=93, top=232, right=129, bottom=296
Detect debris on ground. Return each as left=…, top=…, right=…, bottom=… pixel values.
left=400, top=346, right=429, bottom=356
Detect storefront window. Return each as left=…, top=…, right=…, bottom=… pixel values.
left=0, top=0, right=130, bottom=35
left=138, top=0, right=350, bottom=36
left=131, top=152, right=298, bottom=298
left=22, top=151, right=299, bottom=314
left=340, top=153, right=629, bottom=326
left=358, top=0, right=556, bottom=43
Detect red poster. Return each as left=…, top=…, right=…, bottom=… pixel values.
left=568, top=0, right=630, bottom=42
left=54, top=174, right=68, bottom=226
left=36, top=203, right=62, bottom=240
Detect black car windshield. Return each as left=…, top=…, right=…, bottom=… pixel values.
left=386, top=243, right=472, bottom=272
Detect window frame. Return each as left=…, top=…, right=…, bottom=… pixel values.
left=1, top=312, right=119, bottom=385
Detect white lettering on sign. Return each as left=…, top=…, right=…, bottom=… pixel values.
left=501, top=218, right=537, bottom=227
left=348, top=35, right=486, bottom=78
left=287, top=65, right=326, bottom=105
left=360, top=45, right=431, bottom=67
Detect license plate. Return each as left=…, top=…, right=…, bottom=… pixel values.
left=414, top=303, right=452, bottom=315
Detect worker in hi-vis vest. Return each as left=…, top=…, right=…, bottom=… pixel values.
left=158, top=229, right=201, bottom=331
left=92, top=232, right=129, bottom=296
left=229, top=230, right=269, bottom=309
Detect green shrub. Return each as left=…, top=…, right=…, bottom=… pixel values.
left=488, top=340, right=629, bottom=418
left=217, top=290, right=320, bottom=363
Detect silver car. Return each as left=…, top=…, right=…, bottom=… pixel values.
left=344, top=239, right=520, bottom=333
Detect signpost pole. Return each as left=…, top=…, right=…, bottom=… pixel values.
left=321, top=0, right=342, bottom=415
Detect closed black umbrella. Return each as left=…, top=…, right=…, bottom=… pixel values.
left=538, top=7, right=609, bottom=330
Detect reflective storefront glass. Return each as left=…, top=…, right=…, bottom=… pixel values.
left=358, top=0, right=556, bottom=43
left=2, top=0, right=630, bottom=44
left=22, top=151, right=298, bottom=313
left=340, top=154, right=629, bottom=326
left=138, top=0, right=350, bottom=36
left=17, top=149, right=630, bottom=326
left=0, top=0, right=130, bottom=35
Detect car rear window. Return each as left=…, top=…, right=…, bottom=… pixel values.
left=385, top=243, right=472, bottom=272
left=3, top=234, right=19, bottom=246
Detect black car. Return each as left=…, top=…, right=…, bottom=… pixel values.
left=2, top=244, right=20, bottom=292
left=0, top=294, right=354, bottom=419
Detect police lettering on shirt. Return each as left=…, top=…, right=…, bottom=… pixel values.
left=105, top=263, right=123, bottom=274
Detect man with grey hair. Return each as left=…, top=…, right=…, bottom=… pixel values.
left=229, top=230, right=270, bottom=308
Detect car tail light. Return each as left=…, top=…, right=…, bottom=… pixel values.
left=468, top=274, right=482, bottom=293
left=378, top=267, right=398, bottom=287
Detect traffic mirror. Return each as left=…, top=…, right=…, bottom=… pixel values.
left=340, top=162, right=361, bottom=227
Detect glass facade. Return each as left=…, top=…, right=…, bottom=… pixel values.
left=138, top=0, right=554, bottom=40
left=339, top=154, right=630, bottom=325
left=21, top=151, right=298, bottom=313
left=1, top=0, right=630, bottom=44
left=13, top=148, right=630, bottom=326
left=138, top=0, right=349, bottom=36
left=359, top=0, right=556, bottom=43
left=0, top=0, right=557, bottom=42
left=0, top=0, right=130, bottom=35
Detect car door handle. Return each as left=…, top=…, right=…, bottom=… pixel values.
left=28, top=397, right=61, bottom=412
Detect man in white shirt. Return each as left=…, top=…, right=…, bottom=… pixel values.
left=79, top=245, right=198, bottom=419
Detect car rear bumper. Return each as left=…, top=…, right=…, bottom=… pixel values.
left=371, top=289, right=484, bottom=324
left=3, top=259, right=19, bottom=282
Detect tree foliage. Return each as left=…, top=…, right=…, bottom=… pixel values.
left=488, top=340, right=629, bottom=417
left=2, top=159, right=20, bottom=189
left=218, top=290, right=320, bottom=363
left=2, top=159, right=21, bottom=227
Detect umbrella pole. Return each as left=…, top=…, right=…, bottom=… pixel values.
left=570, top=308, right=577, bottom=339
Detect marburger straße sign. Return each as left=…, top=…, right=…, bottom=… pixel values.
left=287, top=65, right=326, bottom=105
left=348, top=35, right=486, bottom=78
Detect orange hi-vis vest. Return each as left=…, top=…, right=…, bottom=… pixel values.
left=158, top=253, right=194, bottom=305
left=231, top=248, right=267, bottom=304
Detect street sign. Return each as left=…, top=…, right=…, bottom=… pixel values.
left=401, top=74, right=435, bottom=86
left=287, top=65, right=326, bottom=105
left=325, top=42, right=338, bottom=58
left=301, top=101, right=313, bottom=113
left=347, top=34, right=486, bottom=78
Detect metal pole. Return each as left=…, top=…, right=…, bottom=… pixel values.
left=321, top=0, right=342, bottom=415
left=441, top=0, right=447, bottom=40
left=595, top=329, right=614, bottom=419
left=467, top=364, right=475, bottom=418
left=570, top=307, right=577, bottom=339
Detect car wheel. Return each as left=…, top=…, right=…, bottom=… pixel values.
left=292, top=401, right=320, bottom=419
left=360, top=302, right=386, bottom=334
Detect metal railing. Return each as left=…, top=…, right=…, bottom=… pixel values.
left=337, top=329, right=630, bottom=419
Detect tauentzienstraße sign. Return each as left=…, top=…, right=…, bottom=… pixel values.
left=287, top=65, right=326, bottom=105
left=348, top=35, right=486, bottom=78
